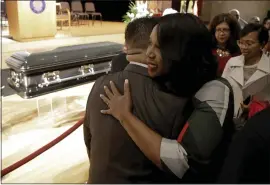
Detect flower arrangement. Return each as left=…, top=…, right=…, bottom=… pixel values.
left=122, top=1, right=153, bottom=24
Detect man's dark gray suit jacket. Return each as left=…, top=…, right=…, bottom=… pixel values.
left=83, top=64, right=189, bottom=183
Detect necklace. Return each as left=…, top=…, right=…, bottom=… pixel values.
left=216, top=48, right=231, bottom=57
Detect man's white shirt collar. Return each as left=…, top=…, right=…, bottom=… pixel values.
left=129, top=61, right=148, bottom=68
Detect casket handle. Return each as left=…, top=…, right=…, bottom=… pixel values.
left=39, top=71, right=61, bottom=87
left=38, top=62, right=111, bottom=88
left=79, top=64, right=94, bottom=75
left=10, top=71, right=22, bottom=88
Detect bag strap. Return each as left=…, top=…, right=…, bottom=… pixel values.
left=215, top=78, right=233, bottom=97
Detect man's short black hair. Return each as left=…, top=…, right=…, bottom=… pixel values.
left=125, top=17, right=159, bottom=49
left=240, top=23, right=269, bottom=45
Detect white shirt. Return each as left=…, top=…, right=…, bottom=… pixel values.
left=243, top=63, right=258, bottom=99
left=243, top=63, right=258, bottom=84
left=129, top=61, right=148, bottom=68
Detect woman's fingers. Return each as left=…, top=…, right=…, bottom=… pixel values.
left=100, top=109, right=111, bottom=115
left=104, top=86, right=113, bottom=99
left=110, top=81, right=120, bottom=96
left=100, top=94, right=112, bottom=115
left=124, top=79, right=130, bottom=96
left=100, top=94, right=110, bottom=106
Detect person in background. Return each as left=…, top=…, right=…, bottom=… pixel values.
left=209, top=13, right=241, bottom=76
left=263, top=17, right=270, bottom=30
left=100, top=13, right=235, bottom=183
left=84, top=17, right=189, bottom=184
left=218, top=106, right=270, bottom=183
left=246, top=21, right=270, bottom=118
left=263, top=17, right=270, bottom=55
left=249, top=16, right=260, bottom=24
left=222, top=23, right=270, bottom=127
left=229, top=9, right=248, bottom=29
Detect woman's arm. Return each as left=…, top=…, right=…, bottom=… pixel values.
left=101, top=82, right=190, bottom=178
left=100, top=79, right=232, bottom=179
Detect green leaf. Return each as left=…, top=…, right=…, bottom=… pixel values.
left=128, top=2, right=135, bottom=10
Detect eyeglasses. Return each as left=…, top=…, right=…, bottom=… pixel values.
left=215, top=28, right=230, bottom=33
left=237, top=40, right=259, bottom=48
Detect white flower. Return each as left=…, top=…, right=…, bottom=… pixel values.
left=124, top=1, right=153, bottom=23
left=127, top=12, right=135, bottom=19
left=136, top=1, right=148, bottom=14
left=136, top=12, right=144, bottom=18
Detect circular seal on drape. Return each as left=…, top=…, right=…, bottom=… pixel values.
left=30, top=0, right=46, bottom=14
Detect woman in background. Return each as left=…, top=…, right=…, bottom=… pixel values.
left=222, top=23, right=270, bottom=125
left=209, top=13, right=241, bottom=76
left=263, top=17, right=270, bottom=55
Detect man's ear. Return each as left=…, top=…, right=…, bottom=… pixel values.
left=123, top=44, right=127, bottom=53
left=126, top=54, right=131, bottom=62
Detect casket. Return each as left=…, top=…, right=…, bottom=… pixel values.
left=6, top=42, right=123, bottom=99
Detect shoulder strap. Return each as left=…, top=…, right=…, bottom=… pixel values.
left=216, top=77, right=235, bottom=120
left=216, top=78, right=238, bottom=133
left=215, top=77, right=233, bottom=96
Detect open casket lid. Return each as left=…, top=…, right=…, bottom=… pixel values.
left=6, top=42, right=123, bottom=74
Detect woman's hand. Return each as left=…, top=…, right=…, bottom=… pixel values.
left=100, top=79, right=163, bottom=169
left=100, top=79, right=132, bottom=122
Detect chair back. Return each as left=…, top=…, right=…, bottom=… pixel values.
left=85, top=2, right=95, bottom=12
left=56, top=4, right=61, bottom=14
left=60, top=2, right=70, bottom=11
left=57, top=9, right=70, bottom=20
left=71, top=1, right=83, bottom=12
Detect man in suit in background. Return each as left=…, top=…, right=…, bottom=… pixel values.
left=219, top=106, right=270, bottom=183
left=83, top=17, right=189, bottom=183
left=229, top=9, right=247, bottom=29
